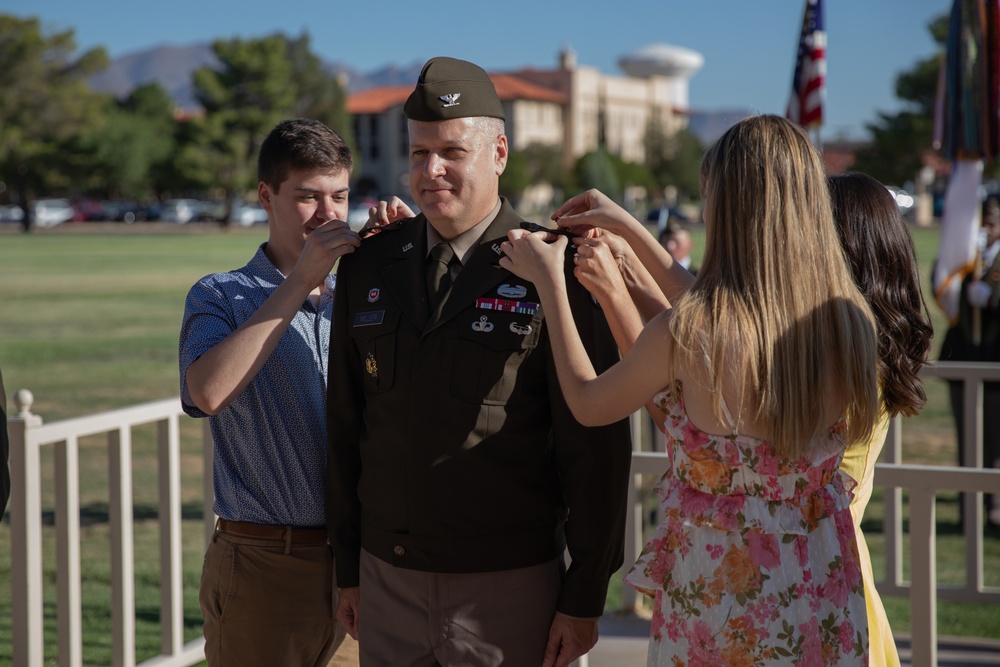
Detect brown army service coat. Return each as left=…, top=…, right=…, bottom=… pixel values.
left=326, top=198, right=633, bottom=618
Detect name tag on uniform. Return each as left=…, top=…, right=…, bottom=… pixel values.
left=353, top=310, right=385, bottom=327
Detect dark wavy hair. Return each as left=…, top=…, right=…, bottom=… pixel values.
left=828, top=172, right=933, bottom=417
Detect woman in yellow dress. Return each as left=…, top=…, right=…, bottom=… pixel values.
left=828, top=172, right=934, bottom=667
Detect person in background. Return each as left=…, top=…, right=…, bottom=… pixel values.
left=327, top=56, right=632, bottom=667
left=658, top=222, right=696, bottom=274
left=938, top=194, right=1000, bottom=528
left=179, top=118, right=360, bottom=666
left=501, top=114, right=878, bottom=665
left=828, top=171, right=933, bottom=666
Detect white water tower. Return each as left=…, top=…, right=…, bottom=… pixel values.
left=618, top=43, right=704, bottom=109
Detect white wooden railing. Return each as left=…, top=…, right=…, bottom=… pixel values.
left=6, top=362, right=1000, bottom=667
left=8, top=391, right=215, bottom=667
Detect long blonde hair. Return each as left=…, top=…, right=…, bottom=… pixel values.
left=670, top=115, right=879, bottom=457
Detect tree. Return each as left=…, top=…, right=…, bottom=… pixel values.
left=285, top=34, right=356, bottom=158
left=500, top=142, right=574, bottom=206
left=852, top=15, right=947, bottom=185
left=0, top=14, right=108, bottom=230
left=644, top=115, right=704, bottom=201
left=190, top=34, right=297, bottom=223
left=189, top=32, right=355, bottom=224
left=576, top=149, right=622, bottom=202
left=71, top=83, right=176, bottom=199
left=499, top=150, right=532, bottom=203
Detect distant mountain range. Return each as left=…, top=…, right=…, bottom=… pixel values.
left=88, top=43, right=424, bottom=109
left=89, top=44, right=747, bottom=146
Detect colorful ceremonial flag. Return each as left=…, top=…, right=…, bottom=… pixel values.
left=786, top=0, right=826, bottom=130
left=933, top=160, right=984, bottom=323
left=932, top=0, right=1000, bottom=324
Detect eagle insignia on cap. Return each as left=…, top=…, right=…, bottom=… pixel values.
left=439, top=93, right=461, bottom=108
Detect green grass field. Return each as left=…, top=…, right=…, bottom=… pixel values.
left=0, top=222, right=997, bottom=665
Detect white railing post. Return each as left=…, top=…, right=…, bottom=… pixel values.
left=109, top=426, right=136, bottom=667
left=961, top=376, right=985, bottom=593
left=157, top=416, right=184, bottom=657
left=54, top=435, right=83, bottom=667
left=883, top=417, right=904, bottom=589
left=9, top=389, right=44, bottom=667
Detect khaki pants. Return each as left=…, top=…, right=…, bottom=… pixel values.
left=358, top=550, right=561, bottom=667
left=200, top=531, right=359, bottom=666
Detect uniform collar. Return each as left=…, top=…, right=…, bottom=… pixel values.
left=425, top=199, right=502, bottom=265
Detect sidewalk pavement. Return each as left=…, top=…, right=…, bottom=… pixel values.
left=585, top=613, right=1000, bottom=667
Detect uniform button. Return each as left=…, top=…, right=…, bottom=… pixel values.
left=393, top=545, right=405, bottom=557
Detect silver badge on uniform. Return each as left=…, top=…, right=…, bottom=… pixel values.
left=402, top=242, right=414, bottom=252
left=471, top=316, right=495, bottom=333
left=497, top=284, right=527, bottom=299
left=510, top=322, right=532, bottom=335
left=439, top=93, right=461, bottom=108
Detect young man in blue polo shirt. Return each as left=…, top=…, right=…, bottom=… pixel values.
left=179, top=119, right=360, bottom=666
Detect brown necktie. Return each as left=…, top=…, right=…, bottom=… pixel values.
left=426, top=242, right=457, bottom=311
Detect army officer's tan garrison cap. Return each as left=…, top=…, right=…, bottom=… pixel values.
left=403, top=56, right=505, bottom=122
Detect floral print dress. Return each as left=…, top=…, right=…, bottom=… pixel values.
left=625, top=382, right=869, bottom=666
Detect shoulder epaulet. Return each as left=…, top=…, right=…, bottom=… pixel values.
left=362, top=217, right=413, bottom=238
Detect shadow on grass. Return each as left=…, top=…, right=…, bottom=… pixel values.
left=2, top=501, right=207, bottom=526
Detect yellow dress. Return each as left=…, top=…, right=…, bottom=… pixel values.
left=839, top=413, right=901, bottom=667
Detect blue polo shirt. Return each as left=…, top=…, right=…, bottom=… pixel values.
left=179, top=244, right=334, bottom=526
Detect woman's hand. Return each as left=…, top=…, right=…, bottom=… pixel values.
left=572, top=236, right=628, bottom=306
left=499, top=228, right=569, bottom=286
left=552, top=189, right=639, bottom=237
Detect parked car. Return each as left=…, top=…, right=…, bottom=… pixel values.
left=31, top=198, right=75, bottom=228
left=0, top=204, right=24, bottom=223
left=231, top=202, right=269, bottom=226
left=195, top=200, right=227, bottom=223
left=144, top=201, right=162, bottom=221
left=159, top=199, right=204, bottom=224
left=71, top=198, right=105, bottom=222
left=101, top=200, right=149, bottom=223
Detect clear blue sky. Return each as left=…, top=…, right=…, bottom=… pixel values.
left=7, top=0, right=947, bottom=141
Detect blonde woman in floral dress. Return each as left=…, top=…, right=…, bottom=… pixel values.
left=829, top=172, right=933, bottom=666
left=500, top=115, right=879, bottom=666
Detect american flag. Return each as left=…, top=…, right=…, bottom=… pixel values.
left=786, top=0, right=826, bottom=130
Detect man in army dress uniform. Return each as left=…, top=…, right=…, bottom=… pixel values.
left=326, top=57, right=632, bottom=666
left=939, top=195, right=1000, bottom=527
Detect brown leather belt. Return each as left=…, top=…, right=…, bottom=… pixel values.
left=217, top=519, right=329, bottom=545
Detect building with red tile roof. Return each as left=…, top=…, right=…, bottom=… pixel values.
left=348, top=47, right=701, bottom=199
